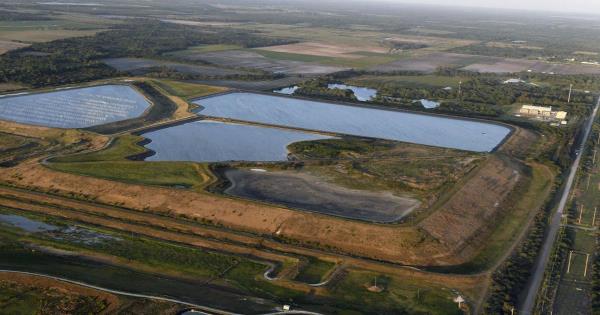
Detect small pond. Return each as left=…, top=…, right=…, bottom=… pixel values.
left=273, top=86, right=299, bottom=95
left=327, top=83, right=377, bottom=101
left=413, top=99, right=440, bottom=109
left=0, top=214, right=59, bottom=233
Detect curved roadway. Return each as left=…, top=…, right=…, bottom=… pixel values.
left=0, top=270, right=322, bottom=315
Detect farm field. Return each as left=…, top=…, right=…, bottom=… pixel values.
left=369, top=52, right=600, bottom=75
left=173, top=49, right=348, bottom=74
left=102, top=57, right=249, bottom=77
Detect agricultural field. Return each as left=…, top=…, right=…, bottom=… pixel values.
left=173, top=49, right=347, bottom=74
left=102, top=57, right=249, bottom=77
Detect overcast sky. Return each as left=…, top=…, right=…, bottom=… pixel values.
left=391, top=0, right=600, bottom=14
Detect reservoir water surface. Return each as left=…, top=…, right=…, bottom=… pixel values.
left=193, top=92, right=510, bottom=152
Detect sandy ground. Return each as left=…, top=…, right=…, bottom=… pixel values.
left=223, top=169, right=420, bottom=223
left=0, top=40, right=29, bottom=54
left=178, top=50, right=348, bottom=75
left=419, top=156, right=521, bottom=258
left=257, top=41, right=388, bottom=59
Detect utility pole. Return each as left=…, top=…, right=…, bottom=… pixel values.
left=579, top=205, right=584, bottom=224
left=458, top=81, right=462, bottom=101
left=568, top=84, right=573, bottom=103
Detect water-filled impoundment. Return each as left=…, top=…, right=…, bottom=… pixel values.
left=141, top=120, right=333, bottom=162
left=0, top=85, right=151, bottom=128
left=193, top=92, right=510, bottom=152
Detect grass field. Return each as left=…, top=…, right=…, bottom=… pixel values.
left=49, top=134, right=215, bottom=191
left=0, top=279, right=109, bottom=314
left=294, top=257, right=335, bottom=284
left=346, top=74, right=467, bottom=88
left=443, top=162, right=557, bottom=272
left=153, top=79, right=228, bottom=99
left=166, top=44, right=243, bottom=57
left=48, top=161, right=213, bottom=191
left=327, top=270, right=464, bottom=315
left=253, top=48, right=401, bottom=68
left=53, top=135, right=145, bottom=162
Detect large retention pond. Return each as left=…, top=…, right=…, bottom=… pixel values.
left=193, top=92, right=510, bottom=152
left=0, top=85, right=151, bottom=128
left=142, top=120, right=332, bottom=162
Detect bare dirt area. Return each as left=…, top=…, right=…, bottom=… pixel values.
left=0, top=40, right=29, bottom=54
left=102, top=57, right=248, bottom=76
left=256, top=41, right=388, bottom=59
left=419, top=156, right=521, bottom=261
left=462, top=59, right=600, bottom=74
left=0, top=161, right=446, bottom=264
left=0, top=272, right=122, bottom=313
left=369, top=52, right=487, bottom=73
left=177, top=50, right=347, bottom=75
left=0, top=152, right=527, bottom=266
left=221, top=168, right=420, bottom=223
left=370, top=52, right=600, bottom=74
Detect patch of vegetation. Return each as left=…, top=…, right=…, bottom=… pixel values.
left=52, top=134, right=146, bottom=163
left=0, top=280, right=109, bottom=314
left=484, top=189, right=554, bottom=313
left=85, top=82, right=177, bottom=134
left=326, top=270, right=463, bottom=315
left=48, top=161, right=212, bottom=191
left=294, top=78, right=357, bottom=102
left=435, top=163, right=556, bottom=273
left=0, top=10, right=51, bottom=21
left=294, top=257, right=335, bottom=284
left=154, top=79, right=228, bottom=99
left=0, top=20, right=295, bottom=87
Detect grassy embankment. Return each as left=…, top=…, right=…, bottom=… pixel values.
left=49, top=135, right=214, bottom=191
left=0, top=207, right=466, bottom=315
left=441, top=162, right=558, bottom=273
left=153, top=79, right=228, bottom=100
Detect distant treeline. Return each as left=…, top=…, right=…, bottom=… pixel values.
left=296, top=69, right=594, bottom=119
left=0, top=10, right=51, bottom=21
left=450, top=43, right=600, bottom=63
left=0, top=19, right=295, bottom=87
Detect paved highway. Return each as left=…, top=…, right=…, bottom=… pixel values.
left=521, top=96, right=600, bottom=314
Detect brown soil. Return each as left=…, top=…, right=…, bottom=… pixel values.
left=419, top=156, right=521, bottom=261
left=0, top=151, right=520, bottom=266
left=257, top=41, right=388, bottom=59
left=0, top=272, right=121, bottom=314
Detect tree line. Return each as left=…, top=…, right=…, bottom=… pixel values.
left=0, top=19, right=296, bottom=87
